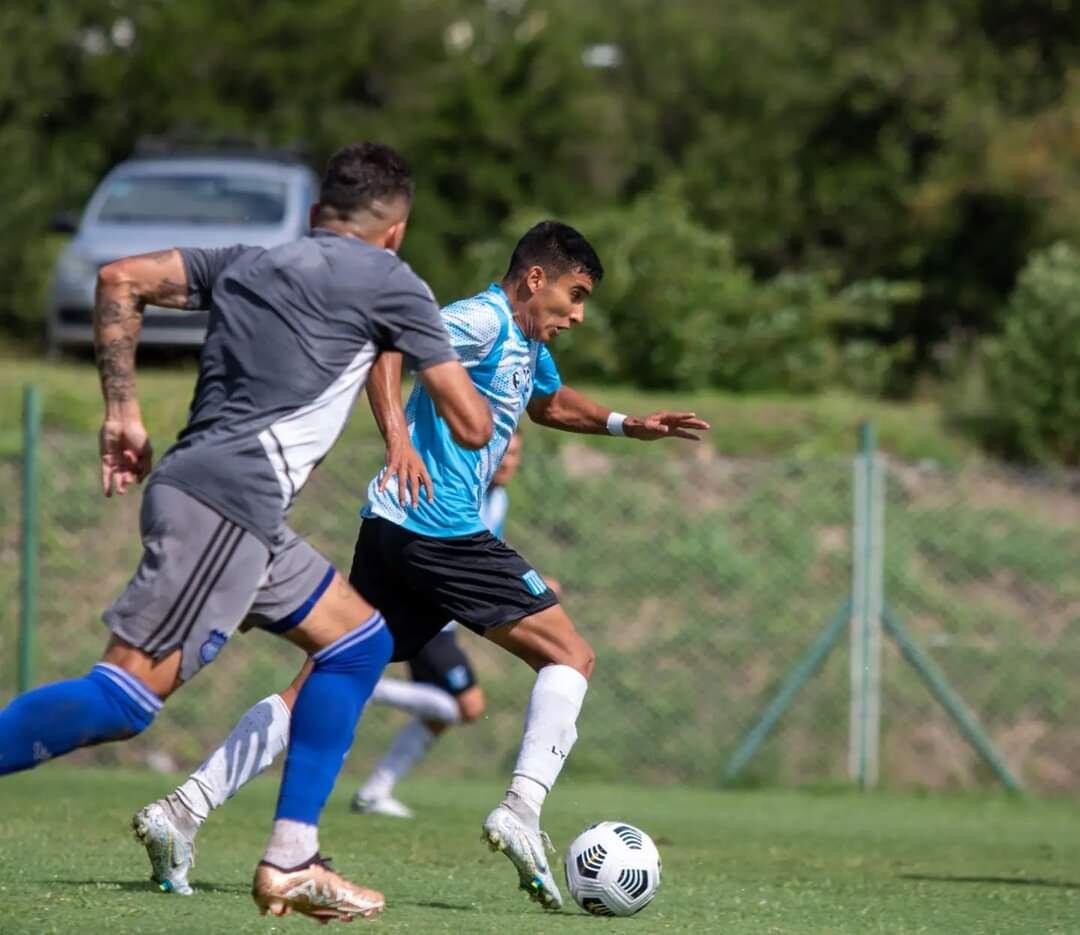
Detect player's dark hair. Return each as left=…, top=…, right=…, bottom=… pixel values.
left=506, top=221, right=604, bottom=284
left=318, top=142, right=414, bottom=221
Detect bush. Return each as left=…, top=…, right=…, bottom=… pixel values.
left=981, top=242, right=1080, bottom=464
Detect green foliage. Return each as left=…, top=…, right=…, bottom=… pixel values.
left=4, top=0, right=1080, bottom=426
left=469, top=190, right=918, bottom=391
left=981, top=242, right=1080, bottom=463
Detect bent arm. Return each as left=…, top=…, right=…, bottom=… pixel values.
left=93, top=248, right=192, bottom=415
left=418, top=361, right=493, bottom=450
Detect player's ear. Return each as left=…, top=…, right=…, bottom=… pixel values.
left=526, top=265, right=546, bottom=295
left=385, top=219, right=408, bottom=254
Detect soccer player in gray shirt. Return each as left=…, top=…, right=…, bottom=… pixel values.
left=0, top=142, right=492, bottom=922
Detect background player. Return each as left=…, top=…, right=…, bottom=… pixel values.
left=0, top=143, right=492, bottom=922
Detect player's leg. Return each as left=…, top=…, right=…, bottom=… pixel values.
left=134, top=661, right=311, bottom=894
left=353, top=630, right=482, bottom=816
left=481, top=603, right=593, bottom=911
left=386, top=526, right=582, bottom=910
left=250, top=531, right=395, bottom=921
left=0, top=485, right=267, bottom=775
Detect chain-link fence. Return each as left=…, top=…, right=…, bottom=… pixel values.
left=3, top=416, right=1080, bottom=792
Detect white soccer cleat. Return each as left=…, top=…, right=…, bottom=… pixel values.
left=252, top=854, right=384, bottom=922
left=482, top=804, right=563, bottom=911
left=350, top=794, right=415, bottom=819
left=132, top=802, right=196, bottom=896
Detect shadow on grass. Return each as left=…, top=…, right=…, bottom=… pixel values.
left=900, top=873, right=1080, bottom=890
left=46, top=878, right=250, bottom=895
left=400, top=899, right=480, bottom=912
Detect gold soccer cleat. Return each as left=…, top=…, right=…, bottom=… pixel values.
left=252, top=855, right=384, bottom=923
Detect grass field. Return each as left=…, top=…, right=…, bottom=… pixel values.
left=0, top=768, right=1077, bottom=934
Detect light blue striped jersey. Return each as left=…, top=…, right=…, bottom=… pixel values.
left=364, top=283, right=559, bottom=537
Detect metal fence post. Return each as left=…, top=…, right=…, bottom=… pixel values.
left=849, top=422, right=884, bottom=788
left=19, top=384, right=42, bottom=693
left=882, top=608, right=1022, bottom=792
left=721, top=599, right=851, bottom=785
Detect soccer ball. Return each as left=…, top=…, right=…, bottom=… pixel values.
left=564, top=821, right=662, bottom=916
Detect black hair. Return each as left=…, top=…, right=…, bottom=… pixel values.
left=318, top=142, right=414, bottom=220
left=505, top=220, right=604, bottom=284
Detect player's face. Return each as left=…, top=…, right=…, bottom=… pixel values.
left=524, top=269, right=593, bottom=342
left=492, top=433, right=523, bottom=486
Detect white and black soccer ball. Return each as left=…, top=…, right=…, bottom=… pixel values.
left=564, top=821, right=662, bottom=917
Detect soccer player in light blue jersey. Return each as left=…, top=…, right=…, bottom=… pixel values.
left=353, top=221, right=709, bottom=910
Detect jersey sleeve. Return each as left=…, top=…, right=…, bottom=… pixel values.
left=530, top=344, right=562, bottom=399
left=440, top=297, right=506, bottom=367
left=371, top=262, right=457, bottom=371
left=178, top=245, right=254, bottom=309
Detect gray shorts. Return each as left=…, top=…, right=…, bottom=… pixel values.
left=104, top=483, right=333, bottom=681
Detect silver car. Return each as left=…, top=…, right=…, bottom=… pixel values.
left=47, top=150, right=319, bottom=354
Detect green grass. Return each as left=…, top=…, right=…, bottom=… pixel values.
left=0, top=351, right=977, bottom=463
left=0, top=768, right=1077, bottom=934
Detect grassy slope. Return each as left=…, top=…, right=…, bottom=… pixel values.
left=0, top=768, right=1076, bottom=934
left=2, top=354, right=1078, bottom=791
left=0, top=352, right=977, bottom=463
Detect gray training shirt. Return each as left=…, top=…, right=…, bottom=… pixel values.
left=149, top=229, right=456, bottom=547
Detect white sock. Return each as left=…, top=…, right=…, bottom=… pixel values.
left=369, top=678, right=460, bottom=724
left=263, top=818, right=318, bottom=869
left=173, top=694, right=291, bottom=827
left=504, top=664, right=588, bottom=823
left=357, top=718, right=437, bottom=802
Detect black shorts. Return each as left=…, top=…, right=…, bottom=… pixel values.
left=349, top=516, right=559, bottom=662
left=409, top=628, right=477, bottom=695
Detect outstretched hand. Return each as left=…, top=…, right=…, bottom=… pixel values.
left=625, top=411, right=711, bottom=442
left=378, top=437, right=435, bottom=506
left=100, top=416, right=153, bottom=497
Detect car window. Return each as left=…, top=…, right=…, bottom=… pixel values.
left=95, top=174, right=288, bottom=225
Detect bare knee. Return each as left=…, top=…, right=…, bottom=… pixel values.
left=456, top=685, right=486, bottom=722
left=537, top=626, right=594, bottom=678
left=485, top=606, right=596, bottom=679
left=562, top=636, right=595, bottom=679
left=101, top=636, right=181, bottom=700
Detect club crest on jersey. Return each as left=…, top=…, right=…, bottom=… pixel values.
left=199, top=629, right=229, bottom=665
left=511, top=365, right=532, bottom=403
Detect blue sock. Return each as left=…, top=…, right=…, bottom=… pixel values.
left=0, top=664, right=160, bottom=774
left=275, top=613, right=393, bottom=824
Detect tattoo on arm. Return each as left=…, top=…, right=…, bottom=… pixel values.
left=155, top=277, right=195, bottom=309
left=94, top=275, right=143, bottom=407
left=93, top=249, right=195, bottom=406
left=96, top=336, right=136, bottom=401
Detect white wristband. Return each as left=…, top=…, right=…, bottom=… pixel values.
left=606, top=411, right=628, bottom=436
